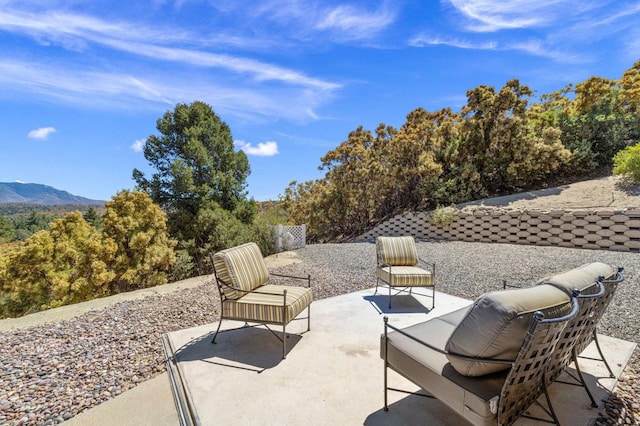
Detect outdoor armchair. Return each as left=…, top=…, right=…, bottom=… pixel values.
left=375, top=236, right=435, bottom=308
left=210, top=242, right=313, bottom=359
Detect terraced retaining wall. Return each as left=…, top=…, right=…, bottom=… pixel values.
left=355, top=208, right=640, bottom=252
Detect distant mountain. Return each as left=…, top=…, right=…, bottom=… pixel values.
left=0, top=182, right=105, bottom=205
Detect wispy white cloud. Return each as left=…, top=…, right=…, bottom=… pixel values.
left=234, top=140, right=279, bottom=157
left=0, top=59, right=171, bottom=108
left=409, top=35, right=497, bottom=50
left=0, top=3, right=342, bottom=121
left=409, top=35, right=585, bottom=63
left=131, top=138, right=145, bottom=152
left=101, top=39, right=339, bottom=91
left=233, top=0, right=397, bottom=42
left=446, top=0, right=582, bottom=32
left=314, top=4, right=397, bottom=40
left=559, top=3, right=640, bottom=45
left=626, top=33, right=640, bottom=61
left=0, top=8, right=339, bottom=91
left=27, top=126, right=56, bottom=140
left=0, top=58, right=331, bottom=121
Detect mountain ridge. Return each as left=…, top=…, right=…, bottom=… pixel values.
left=0, top=182, right=105, bottom=205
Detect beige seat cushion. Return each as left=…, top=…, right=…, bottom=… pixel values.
left=375, top=266, right=434, bottom=287
left=222, top=285, right=313, bottom=324
left=444, top=284, right=571, bottom=377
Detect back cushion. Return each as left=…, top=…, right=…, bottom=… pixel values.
left=445, top=284, right=571, bottom=377
left=376, top=236, right=418, bottom=266
left=537, top=262, right=615, bottom=296
left=212, top=242, right=270, bottom=299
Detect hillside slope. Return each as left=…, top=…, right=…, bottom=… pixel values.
left=457, top=175, right=640, bottom=210
left=0, top=182, right=104, bottom=205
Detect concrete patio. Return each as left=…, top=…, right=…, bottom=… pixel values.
left=155, top=288, right=636, bottom=425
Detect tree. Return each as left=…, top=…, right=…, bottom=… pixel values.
left=83, top=207, right=102, bottom=229
left=46, top=212, right=115, bottom=306
left=0, top=215, right=13, bottom=243
left=133, top=101, right=256, bottom=271
left=0, top=213, right=115, bottom=316
left=102, top=190, right=176, bottom=291
left=455, top=80, right=569, bottom=196
left=620, top=60, right=640, bottom=114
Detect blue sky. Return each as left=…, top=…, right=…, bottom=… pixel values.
left=1, top=1, right=639, bottom=202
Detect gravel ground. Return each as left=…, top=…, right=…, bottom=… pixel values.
left=0, top=241, right=638, bottom=425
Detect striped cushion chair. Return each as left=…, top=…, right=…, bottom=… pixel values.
left=375, top=236, right=436, bottom=309
left=211, top=242, right=313, bottom=359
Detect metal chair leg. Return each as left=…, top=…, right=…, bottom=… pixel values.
left=572, top=348, right=599, bottom=408
left=383, top=317, right=389, bottom=411
left=282, top=322, right=287, bottom=359
left=211, top=317, right=223, bottom=344
left=542, top=376, right=562, bottom=426
left=593, top=331, right=615, bottom=378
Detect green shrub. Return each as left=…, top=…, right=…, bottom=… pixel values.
left=613, top=143, right=640, bottom=183
left=169, top=249, right=197, bottom=282
left=429, top=206, right=457, bottom=228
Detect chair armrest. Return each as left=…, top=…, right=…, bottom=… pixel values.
left=218, top=281, right=294, bottom=303
left=271, top=272, right=312, bottom=288
left=216, top=280, right=257, bottom=300
left=418, top=258, right=436, bottom=274
left=576, top=280, right=605, bottom=299
left=603, top=267, right=624, bottom=284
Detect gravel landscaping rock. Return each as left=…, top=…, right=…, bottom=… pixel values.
left=0, top=241, right=638, bottom=424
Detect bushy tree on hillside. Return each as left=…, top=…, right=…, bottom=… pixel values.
left=534, top=66, right=640, bottom=174
left=454, top=80, right=570, bottom=197
left=0, top=213, right=115, bottom=316
left=284, top=63, right=640, bottom=244
left=0, top=215, right=13, bottom=243
left=133, top=101, right=256, bottom=273
left=620, top=60, right=640, bottom=113
left=102, top=190, right=176, bottom=292
left=0, top=193, right=177, bottom=317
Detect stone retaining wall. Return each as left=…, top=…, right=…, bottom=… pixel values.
left=354, top=207, right=640, bottom=252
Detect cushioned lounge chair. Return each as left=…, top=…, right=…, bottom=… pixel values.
left=210, top=242, right=313, bottom=359
left=381, top=281, right=581, bottom=425
left=375, top=236, right=435, bottom=309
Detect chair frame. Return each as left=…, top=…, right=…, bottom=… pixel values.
left=374, top=237, right=436, bottom=309
left=573, top=267, right=624, bottom=378
left=504, top=266, right=625, bottom=404
left=210, top=253, right=312, bottom=359
left=546, top=282, right=606, bottom=408
left=383, top=297, right=580, bottom=425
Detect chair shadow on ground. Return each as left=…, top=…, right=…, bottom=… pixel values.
left=364, top=392, right=463, bottom=426
left=363, top=294, right=432, bottom=315
left=173, top=324, right=303, bottom=373
left=362, top=366, right=610, bottom=426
